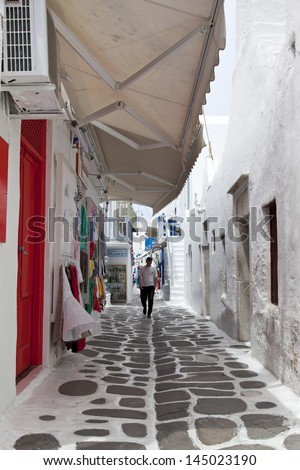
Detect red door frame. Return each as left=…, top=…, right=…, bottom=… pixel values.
left=0, top=137, right=9, bottom=243
left=17, top=121, right=46, bottom=375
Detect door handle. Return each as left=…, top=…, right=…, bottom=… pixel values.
left=18, top=246, right=28, bottom=255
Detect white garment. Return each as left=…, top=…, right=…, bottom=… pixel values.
left=139, top=265, right=157, bottom=287
left=62, top=267, right=95, bottom=342
left=75, top=260, right=84, bottom=306
left=75, top=260, right=83, bottom=284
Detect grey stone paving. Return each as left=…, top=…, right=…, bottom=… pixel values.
left=1, top=296, right=300, bottom=450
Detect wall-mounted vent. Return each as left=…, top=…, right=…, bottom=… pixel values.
left=2, top=0, right=50, bottom=83
left=1, top=0, right=64, bottom=116
left=3, top=0, right=33, bottom=75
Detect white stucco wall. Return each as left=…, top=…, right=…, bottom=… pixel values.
left=0, top=109, right=21, bottom=413
left=44, top=120, right=77, bottom=367
left=195, top=0, right=300, bottom=394
left=189, top=117, right=230, bottom=318
left=215, top=0, right=300, bottom=392
left=160, top=0, right=300, bottom=395
left=160, top=117, right=230, bottom=317
left=0, top=111, right=105, bottom=412
left=48, top=120, right=104, bottom=366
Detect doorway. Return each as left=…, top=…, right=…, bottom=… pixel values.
left=202, top=245, right=210, bottom=318
left=16, top=121, right=46, bottom=378
left=236, top=188, right=251, bottom=342
left=188, top=244, right=192, bottom=305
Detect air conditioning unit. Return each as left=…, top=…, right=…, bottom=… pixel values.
left=1, top=0, right=64, bottom=116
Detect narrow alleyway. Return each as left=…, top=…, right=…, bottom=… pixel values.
left=1, top=295, right=300, bottom=451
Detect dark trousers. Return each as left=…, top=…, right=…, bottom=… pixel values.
left=140, top=286, right=155, bottom=314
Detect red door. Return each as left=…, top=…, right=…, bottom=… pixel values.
left=16, top=121, right=46, bottom=378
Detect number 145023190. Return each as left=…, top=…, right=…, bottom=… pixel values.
left=185, top=454, right=257, bottom=466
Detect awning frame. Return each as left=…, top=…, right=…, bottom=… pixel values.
left=78, top=101, right=179, bottom=150
left=47, top=0, right=225, bottom=213
left=49, top=2, right=223, bottom=153
left=87, top=121, right=169, bottom=151
left=49, top=8, right=209, bottom=95
left=180, top=0, right=224, bottom=158
left=102, top=171, right=175, bottom=187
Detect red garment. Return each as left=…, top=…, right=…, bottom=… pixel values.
left=90, top=241, right=95, bottom=260
left=69, top=264, right=80, bottom=302
left=66, top=338, right=86, bottom=352
left=93, top=282, right=101, bottom=312
left=65, top=264, right=87, bottom=352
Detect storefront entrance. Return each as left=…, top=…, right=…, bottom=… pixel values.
left=16, top=121, right=46, bottom=378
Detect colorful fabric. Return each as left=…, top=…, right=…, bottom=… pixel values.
left=69, top=264, right=80, bottom=302
left=87, top=277, right=96, bottom=314
left=93, top=282, right=101, bottom=313
left=80, top=250, right=89, bottom=294
left=62, top=267, right=95, bottom=342
left=80, top=204, right=88, bottom=250
left=66, top=337, right=86, bottom=353
left=89, top=241, right=95, bottom=259
left=89, top=260, right=95, bottom=277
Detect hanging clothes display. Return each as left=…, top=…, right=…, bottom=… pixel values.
left=53, top=265, right=64, bottom=347
left=62, top=266, right=95, bottom=342
left=80, top=249, right=89, bottom=295
left=66, top=337, right=86, bottom=353
left=87, top=277, right=96, bottom=314
left=90, top=240, right=95, bottom=260
left=98, top=210, right=105, bottom=260
left=98, top=274, right=105, bottom=301
left=93, top=282, right=101, bottom=313
left=74, top=239, right=80, bottom=263
left=80, top=203, right=88, bottom=250
left=73, top=198, right=107, bottom=318
left=68, top=264, right=81, bottom=302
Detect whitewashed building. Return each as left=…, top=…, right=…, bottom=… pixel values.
left=161, top=0, right=300, bottom=396
left=0, top=0, right=225, bottom=414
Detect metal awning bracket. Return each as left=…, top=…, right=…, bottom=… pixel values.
left=48, top=8, right=117, bottom=91
left=118, top=23, right=209, bottom=91
left=91, top=121, right=170, bottom=151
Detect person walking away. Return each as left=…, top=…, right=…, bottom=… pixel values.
left=138, top=257, right=158, bottom=318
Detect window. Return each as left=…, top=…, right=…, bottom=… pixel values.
left=118, top=221, right=127, bottom=238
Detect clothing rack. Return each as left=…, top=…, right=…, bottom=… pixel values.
left=61, top=253, right=74, bottom=265
left=61, top=252, right=73, bottom=258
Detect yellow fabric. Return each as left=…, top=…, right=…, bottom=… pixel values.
left=89, top=260, right=94, bottom=277
left=98, top=277, right=103, bottom=297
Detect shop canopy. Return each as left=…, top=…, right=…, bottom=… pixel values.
left=47, top=0, right=226, bottom=214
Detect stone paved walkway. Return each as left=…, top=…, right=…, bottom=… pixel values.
left=1, top=297, right=300, bottom=450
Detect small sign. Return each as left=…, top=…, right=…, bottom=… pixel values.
left=107, top=248, right=128, bottom=258
left=145, top=237, right=157, bottom=250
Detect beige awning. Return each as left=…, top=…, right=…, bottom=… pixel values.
left=47, top=0, right=225, bottom=213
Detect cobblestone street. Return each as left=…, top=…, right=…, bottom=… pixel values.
left=1, top=297, right=300, bottom=451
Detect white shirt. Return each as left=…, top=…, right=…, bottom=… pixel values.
left=138, top=265, right=157, bottom=287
